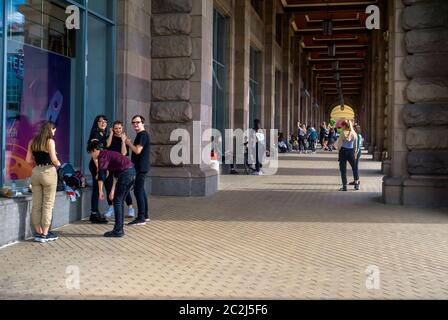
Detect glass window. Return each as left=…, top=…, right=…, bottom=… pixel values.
left=4, top=0, right=80, bottom=187
left=275, top=70, right=281, bottom=130
left=212, top=9, right=227, bottom=144
left=250, top=0, right=263, bottom=18
left=0, top=1, right=5, bottom=186
left=88, top=0, right=113, bottom=19
left=7, top=0, right=77, bottom=58
left=84, top=14, right=114, bottom=174
left=249, top=47, right=261, bottom=127
left=275, top=14, right=282, bottom=46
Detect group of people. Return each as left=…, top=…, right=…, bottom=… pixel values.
left=319, top=122, right=339, bottom=152
left=25, top=114, right=151, bottom=242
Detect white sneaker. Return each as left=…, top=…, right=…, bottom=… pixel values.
left=127, top=207, right=135, bottom=218
left=105, top=207, right=114, bottom=218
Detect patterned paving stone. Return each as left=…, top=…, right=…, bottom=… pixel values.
left=0, top=150, right=447, bottom=299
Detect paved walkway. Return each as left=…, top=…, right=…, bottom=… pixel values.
left=1, top=150, right=448, bottom=299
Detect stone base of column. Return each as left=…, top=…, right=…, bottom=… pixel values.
left=383, top=176, right=448, bottom=206
left=381, top=159, right=391, bottom=176
left=373, top=151, right=382, bottom=161
left=149, top=166, right=219, bottom=197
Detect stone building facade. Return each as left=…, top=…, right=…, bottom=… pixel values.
left=112, top=0, right=447, bottom=206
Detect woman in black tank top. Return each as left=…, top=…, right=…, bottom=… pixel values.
left=26, top=121, right=61, bottom=243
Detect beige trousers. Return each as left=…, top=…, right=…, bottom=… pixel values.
left=31, top=165, right=57, bottom=228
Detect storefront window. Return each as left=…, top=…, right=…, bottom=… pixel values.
left=212, top=9, right=227, bottom=141
left=249, top=47, right=261, bottom=126
left=1, top=0, right=115, bottom=187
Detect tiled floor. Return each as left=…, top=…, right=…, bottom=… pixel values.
left=1, top=150, right=447, bottom=299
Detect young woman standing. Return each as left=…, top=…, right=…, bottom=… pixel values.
left=336, top=120, right=360, bottom=191
left=87, top=115, right=111, bottom=224
left=106, top=121, right=135, bottom=218
left=26, top=121, right=61, bottom=243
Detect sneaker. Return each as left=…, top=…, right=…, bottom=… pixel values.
left=105, top=207, right=114, bottom=218
left=339, top=186, right=348, bottom=192
left=126, top=207, right=135, bottom=218
left=127, top=219, right=146, bottom=226
left=34, top=234, right=47, bottom=243
left=104, top=230, right=124, bottom=238
left=145, top=218, right=151, bottom=222
left=354, top=181, right=361, bottom=191
left=46, top=231, right=59, bottom=241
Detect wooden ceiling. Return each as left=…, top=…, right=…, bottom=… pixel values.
left=282, top=0, right=379, bottom=103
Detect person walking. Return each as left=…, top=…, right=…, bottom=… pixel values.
left=250, top=119, right=265, bottom=175
left=298, top=123, right=307, bottom=154
left=25, top=121, right=61, bottom=243
left=126, top=115, right=151, bottom=225
left=308, top=124, right=318, bottom=153
left=105, top=121, right=135, bottom=218
left=87, top=115, right=110, bottom=224
left=87, top=141, right=136, bottom=237
left=349, top=124, right=364, bottom=186
left=336, top=120, right=360, bottom=191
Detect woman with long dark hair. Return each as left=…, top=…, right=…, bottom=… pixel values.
left=87, top=115, right=111, bottom=224
left=26, top=121, right=61, bottom=243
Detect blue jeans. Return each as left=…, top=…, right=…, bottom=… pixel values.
left=134, top=171, right=149, bottom=220
left=113, top=167, right=136, bottom=233
left=339, top=147, right=359, bottom=186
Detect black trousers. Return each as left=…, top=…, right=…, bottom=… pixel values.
left=134, top=171, right=149, bottom=220
left=339, top=147, right=359, bottom=186
left=113, top=168, right=136, bottom=233
left=90, top=159, right=113, bottom=213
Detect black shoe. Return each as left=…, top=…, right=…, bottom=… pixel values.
left=354, top=181, right=360, bottom=190
left=90, top=213, right=108, bottom=224
left=127, top=219, right=146, bottom=226
left=339, top=186, right=348, bottom=191
left=104, top=230, right=124, bottom=238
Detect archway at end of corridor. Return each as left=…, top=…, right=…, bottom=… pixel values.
left=330, top=105, right=356, bottom=122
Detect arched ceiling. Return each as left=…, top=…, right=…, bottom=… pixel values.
left=331, top=105, right=355, bottom=120
left=282, top=0, right=378, bottom=104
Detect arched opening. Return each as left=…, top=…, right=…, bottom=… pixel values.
left=330, top=105, right=355, bottom=121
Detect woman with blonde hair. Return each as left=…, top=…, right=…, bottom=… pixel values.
left=26, top=121, right=61, bottom=242
left=336, top=120, right=360, bottom=191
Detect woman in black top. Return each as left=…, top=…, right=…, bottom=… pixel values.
left=87, top=115, right=111, bottom=224
left=106, top=121, right=135, bottom=218
left=25, top=121, right=61, bottom=242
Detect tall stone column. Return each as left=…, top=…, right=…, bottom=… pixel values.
left=234, top=0, right=250, bottom=131
left=116, top=0, right=152, bottom=132
left=374, top=29, right=386, bottom=161
left=384, top=0, right=448, bottom=206
left=264, top=0, right=276, bottom=133
left=149, top=0, right=218, bottom=196
left=368, top=36, right=378, bottom=154
left=281, top=14, right=291, bottom=137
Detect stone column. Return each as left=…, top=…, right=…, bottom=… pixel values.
left=374, top=29, right=386, bottom=161
left=234, top=0, right=250, bottom=131
left=264, top=0, right=276, bottom=133
left=281, top=14, right=291, bottom=137
left=116, top=0, right=152, bottom=132
left=149, top=0, right=218, bottom=196
left=368, top=35, right=378, bottom=154
left=384, top=0, right=448, bottom=206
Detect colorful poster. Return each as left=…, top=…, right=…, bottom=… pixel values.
left=5, top=44, right=71, bottom=181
